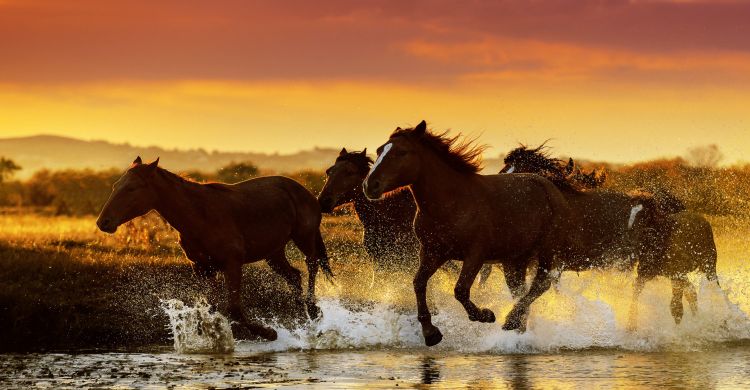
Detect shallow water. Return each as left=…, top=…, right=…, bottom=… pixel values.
left=3, top=345, right=750, bottom=389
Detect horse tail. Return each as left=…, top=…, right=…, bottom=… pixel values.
left=315, top=230, right=335, bottom=282
left=700, top=228, right=719, bottom=286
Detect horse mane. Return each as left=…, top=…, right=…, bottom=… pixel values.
left=390, top=125, right=485, bottom=173
left=336, top=150, right=374, bottom=174
left=504, top=143, right=610, bottom=192
left=148, top=166, right=232, bottom=191
left=504, top=143, right=561, bottom=176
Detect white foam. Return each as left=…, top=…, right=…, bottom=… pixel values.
left=161, top=271, right=750, bottom=355
left=161, top=298, right=234, bottom=354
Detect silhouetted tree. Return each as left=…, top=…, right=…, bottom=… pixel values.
left=0, top=157, right=21, bottom=183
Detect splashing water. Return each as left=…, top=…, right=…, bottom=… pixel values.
left=160, top=221, right=750, bottom=356
left=160, top=298, right=234, bottom=353
left=160, top=271, right=749, bottom=356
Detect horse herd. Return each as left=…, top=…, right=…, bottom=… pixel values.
left=96, top=120, right=718, bottom=346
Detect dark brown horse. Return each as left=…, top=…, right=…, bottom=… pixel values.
left=500, top=145, right=718, bottom=328
left=363, top=121, right=579, bottom=346
left=97, top=157, right=333, bottom=341
left=318, top=148, right=419, bottom=268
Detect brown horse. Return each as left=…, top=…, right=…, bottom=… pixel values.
left=318, top=148, right=420, bottom=268
left=499, top=144, right=718, bottom=328
left=363, top=121, right=579, bottom=346
left=96, top=157, right=333, bottom=341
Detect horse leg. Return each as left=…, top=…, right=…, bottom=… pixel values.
left=292, top=229, right=330, bottom=319
left=414, top=252, right=448, bottom=346
left=455, top=258, right=495, bottom=323
left=266, top=249, right=305, bottom=317
left=503, top=261, right=528, bottom=299
left=225, top=261, right=278, bottom=341
left=684, top=280, right=698, bottom=317
left=626, top=275, right=646, bottom=332
left=502, top=255, right=553, bottom=332
left=670, top=277, right=686, bottom=324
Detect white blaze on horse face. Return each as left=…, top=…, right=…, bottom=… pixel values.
left=506, top=165, right=515, bottom=174
left=628, top=204, right=644, bottom=229
left=366, top=142, right=393, bottom=180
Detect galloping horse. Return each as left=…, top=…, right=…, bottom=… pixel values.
left=97, top=157, right=333, bottom=341
left=318, top=148, right=419, bottom=268
left=500, top=145, right=718, bottom=328
left=364, top=121, right=579, bottom=346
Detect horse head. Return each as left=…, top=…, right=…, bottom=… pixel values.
left=96, top=156, right=160, bottom=233
left=318, top=148, right=372, bottom=212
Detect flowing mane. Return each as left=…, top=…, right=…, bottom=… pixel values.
left=504, top=143, right=561, bottom=176
left=390, top=124, right=485, bottom=173
left=503, top=144, right=607, bottom=191
left=336, top=150, right=373, bottom=174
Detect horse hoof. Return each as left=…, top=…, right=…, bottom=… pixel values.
left=307, top=304, right=321, bottom=320
left=502, top=316, right=522, bottom=331
left=480, top=309, right=496, bottom=323
left=423, top=326, right=443, bottom=347
left=260, top=328, right=278, bottom=341
left=469, top=309, right=496, bottom=323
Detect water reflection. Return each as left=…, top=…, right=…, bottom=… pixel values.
left=1, top=346, right=750, bottom=388
left=420, top=356, right=441, bottom=384
left=507, top=354, right=532, bottom=390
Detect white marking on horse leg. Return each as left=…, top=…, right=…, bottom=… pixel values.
left=506, top=165, right=515, bottom=174
left=628, top=204, right=644, bottom=229
left=365, top=142, right=393, bottom=180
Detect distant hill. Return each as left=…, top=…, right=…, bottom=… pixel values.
left=0, top=134, right=512, bottom=178
left=0, top=135, right=342, bottom=178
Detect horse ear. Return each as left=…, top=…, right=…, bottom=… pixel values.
left=133, top=156, right=142, bottom=165
left=415, top=120, right=427, bottom=134
left=339, top=147, right=348, bottom=156
left=145, top=157, right=159, bottom=173
left=361, top=148, right=367, bottom=155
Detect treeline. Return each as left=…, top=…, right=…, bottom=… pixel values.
left=0, top=161, right=326, bottom=216
left=0, top=157, right=748, bottom=217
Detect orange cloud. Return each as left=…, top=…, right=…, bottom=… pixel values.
left=403, top=38, right=750, bottom=85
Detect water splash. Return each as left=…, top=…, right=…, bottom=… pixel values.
left=234, top=272, right=750, bottom=354
left=160, top=298, right=234, bottom=353
left=160, top=270, right=750, bottom=355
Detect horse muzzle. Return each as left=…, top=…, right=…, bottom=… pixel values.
left=363, top=179, right=384, bottom=200
left=96, top=217, right=118, bottom=234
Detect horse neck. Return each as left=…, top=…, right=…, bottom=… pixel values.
left=352, top=189, right=380, bottom=227
left=151, top=170, right=206, bottom=236
left=410, top=151, right=475, bottom=217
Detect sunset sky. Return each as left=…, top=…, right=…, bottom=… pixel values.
left=1, top=0, right=749, bottom=164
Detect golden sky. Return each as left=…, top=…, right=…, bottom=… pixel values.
left=1, top=0, right=749, bottom=164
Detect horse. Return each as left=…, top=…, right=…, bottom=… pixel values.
left=96, top=157, right=333, bottom=341
left=318, top=148, right=420, bottom=269
left=499, top=144, right=719, bottom=328
left=363, top=120, right=579, bottom=346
